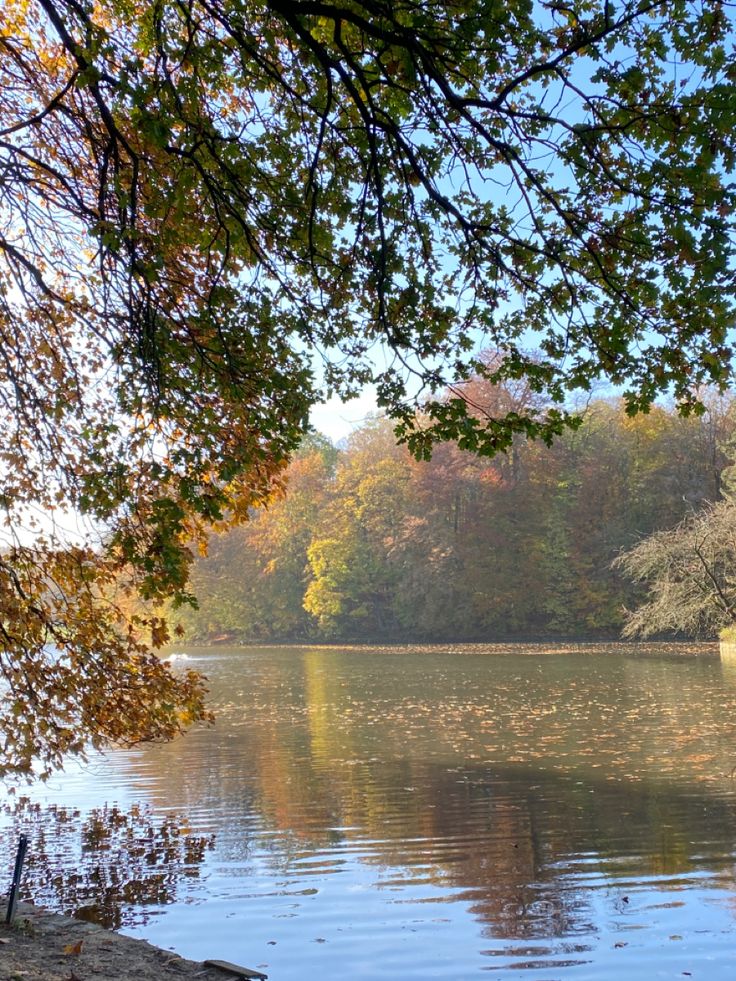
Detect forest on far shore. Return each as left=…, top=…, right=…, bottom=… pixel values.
left=175, top=385, right=736, bottom=644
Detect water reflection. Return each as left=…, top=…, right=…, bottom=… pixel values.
left=0, top=799, right=214, bottom=928
left=2, top=643, right=736, bottom=979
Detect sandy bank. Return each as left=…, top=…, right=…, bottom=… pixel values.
left=0, top=903, right=266, bottom=981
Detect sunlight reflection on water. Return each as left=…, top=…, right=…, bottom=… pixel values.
left=3, top=642, right=736, bottom=979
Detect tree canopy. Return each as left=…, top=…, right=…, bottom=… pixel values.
left=615, top=500, right=736, bottom=637
left=1, top=0, right=735, bottom=775
left=177, top=393, right=734, bottom=643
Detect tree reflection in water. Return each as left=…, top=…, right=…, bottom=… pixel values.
left=0, top=798, right=215, bottom=928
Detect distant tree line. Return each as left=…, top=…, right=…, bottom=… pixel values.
left=175, top=384, right=736, bottom=643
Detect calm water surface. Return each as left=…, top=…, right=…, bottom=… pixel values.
left=4, top=642, right=736, bottom=980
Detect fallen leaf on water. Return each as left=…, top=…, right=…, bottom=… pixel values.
left=63, top=940, right=84, bottom=956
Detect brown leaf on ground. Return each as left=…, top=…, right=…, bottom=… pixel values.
left=63, top=940, right=84, bottom=956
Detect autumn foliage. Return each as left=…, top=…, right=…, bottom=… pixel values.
left=178, top=394, right=735, bottom=643
left=1, top=0, right=735, bottom=774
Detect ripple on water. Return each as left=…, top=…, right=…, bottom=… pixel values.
left=2, top=643, right=736, bottom=979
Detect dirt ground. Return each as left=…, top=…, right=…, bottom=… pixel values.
left=0, top=903, right=266, bottom=981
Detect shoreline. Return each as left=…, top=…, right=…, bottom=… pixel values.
left=0, top=903, right=267, bottom=981
left=165, top=637, right=720, bottom=652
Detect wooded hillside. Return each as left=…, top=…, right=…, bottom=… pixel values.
left=177, top=393, right=735, bottom=642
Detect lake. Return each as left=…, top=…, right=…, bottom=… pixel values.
left=3, top=642, right=736, bottom=980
